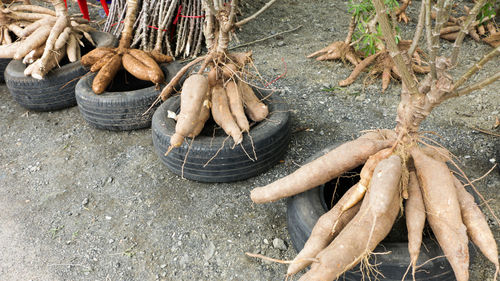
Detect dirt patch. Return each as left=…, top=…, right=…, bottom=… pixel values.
left=0, top=0, right=498, bottom=280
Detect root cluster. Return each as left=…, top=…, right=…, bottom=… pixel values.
left=251, top=130, right=499, bottom=281
left=162, top=51, right=269, bottom=153
left=0, top=1, right=95, bottom=79
left=81, top=0, right=172, bottom=94
left=436, top=9, right=499, bottom=47
left=310, top=40, right=429, bottom=92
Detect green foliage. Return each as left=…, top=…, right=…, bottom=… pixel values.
left=477, top=0, right=497, bottom=24
left=349, top=0, right=401, bottom=56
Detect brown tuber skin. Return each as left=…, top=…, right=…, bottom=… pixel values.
left=80, top=0, right=167, bottom=94
left=411, top=148, right=469, bottom=281
left=299, top=155, right=402, bottom=281
left=170, top=74, right=209, bottom=148
left=287, top=183, right=362, bottom=276
left=405, top=171, right=426, bottom=277
left=250, top=133, right=394, bottom=203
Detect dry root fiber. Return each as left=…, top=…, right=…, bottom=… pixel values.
left=0, top=1, right=96, bottom=79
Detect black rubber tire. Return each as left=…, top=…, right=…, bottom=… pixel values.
left=75, top=62, right=184, bottom=131
left=152, top=89, right=291, bottom=182
left=0, top=58, right=10, bottom=83
left=286, top=144, right=460, bottom=281
left=4, top=31, right=116, bottom=111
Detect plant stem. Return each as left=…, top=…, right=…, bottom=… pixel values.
left=372, top=0, right=421, bottom=98
left=452, top=71, right=500, bottom=98
left=119, top=0, right=138, bottom=49
left=452, top=45, right=500, bottom=91
left=408, top=0, right=426, bottom=58
left=449, top=0, right=488, bottom=66
left=425, top=0, right=436, bottom=79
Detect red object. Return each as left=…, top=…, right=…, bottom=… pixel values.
left=77, top=0, right=90, bottom=21
left=63, top=0, right=67, bottom=8
left=100, top=0, right=109, bottom=16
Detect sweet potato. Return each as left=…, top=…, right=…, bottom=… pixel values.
left=228, top=51, right=252, bottom=67
left=250, top=133, right=394, bottom=203
left=122, top=53, right=150, bottom=81
left=411, top=147, right=469, bottom=281
left=170, top=74, right=209, bottom=148
left=92, top=53, right=122, bottom=94
left=127, top=49, right=164, bottom=84
left=299, top=155, right=402, bottom=281
left=90, top=52, right=115, bottom=72
left=81, top=47, right=114, bottom=67
left=238, top=80, right=269, bottom=122
left=211, top=85, right=243, bottom=145
left=207, top=67, right=217, bottom=87
left=406, top=171, right=426, bottom=276
left=226, top=80, right=250, bottom=132
left=287, top=183, right=362, bottom=276
left=454, top=177, right=499, bottom=276
left=147, top=50, right=173, bottom=64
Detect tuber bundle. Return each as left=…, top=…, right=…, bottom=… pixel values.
left=81, top=0, right=173, bottom=94
left=248, top=0, right=500, bottom=279
left=0, top=0, right=97, bottom=79
left=160, top=0, right=277, bottom=154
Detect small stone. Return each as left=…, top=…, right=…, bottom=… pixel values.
left=277, top=41, right=285, bottom=47
left=107, top=177, right=113, bottom=183
left=204, top=241, right=216, bottom=261
left=82, top=198, right=89, bottom=207
left=105, top=216, right=112, bottom=220
left=273, top=238, right=287, bottom=251
left=160, top=264, right=167, bottom=269
left=490, top=158, right=496, bottom=164
left=263, top=239, right=269, bottom=245
left=108, top=239, right=114, bottom=244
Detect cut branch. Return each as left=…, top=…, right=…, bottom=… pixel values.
left=452, top=71, right=500, bottom=99
left=452, top=45, right=500, bottom=91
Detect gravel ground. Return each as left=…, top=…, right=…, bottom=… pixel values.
left=0, top=0, right=499, bottom=280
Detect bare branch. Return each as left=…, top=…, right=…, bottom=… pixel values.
left=452, top=45, right=500, bottom=90
left=450, top=0, right=488, bottom=65
left=345, top=15, right=356, bottom=45
left=452, top=71, right=500, bottom=98
left=372, top=0, right=421, bottom=97
left=235, top=0, right=279, bottom=27
left=425, top=0, right=436, bottom=79
left=408, top=0, right=426, bottom=57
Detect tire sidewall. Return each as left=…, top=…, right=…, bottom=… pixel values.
left=5, top=31, right=116, bottom=111
left=152, top=89, right=291, bottom=182
left=75, top=62, right=184, bottom=131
